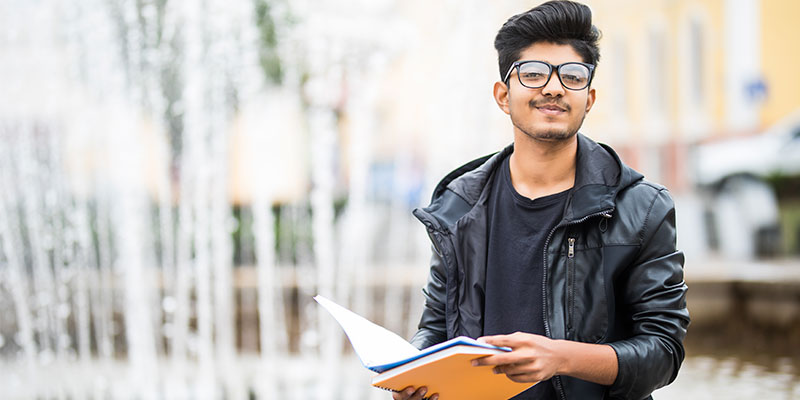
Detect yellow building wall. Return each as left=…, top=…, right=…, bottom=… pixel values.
left=673, top=0, right=726, bottom=137
left=760, top=0, right=800, bottom=127
left=705, top=0, right=726, bottom=135
left=588, top=0, right=728, bottom=143
left=586, top=0, right=658, bottom=143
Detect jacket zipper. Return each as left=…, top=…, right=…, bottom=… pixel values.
left=542, top=208, right=614, bottom=400
left=566, top=237, right=575, bottom=340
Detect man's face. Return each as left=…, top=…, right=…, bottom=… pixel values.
left=494, top=42, right=596, bottom=142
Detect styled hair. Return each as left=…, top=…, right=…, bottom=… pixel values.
left=494, top=0, right=601, bottom=81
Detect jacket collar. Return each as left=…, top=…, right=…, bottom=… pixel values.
left=424, top=133, right=643, bottom=228
left=563, top=133, right=643, bottom=221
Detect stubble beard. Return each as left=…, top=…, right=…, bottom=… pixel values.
left=511, top=106, right=587, bottom=143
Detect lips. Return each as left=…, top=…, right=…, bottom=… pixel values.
left=536, top=104, right=567, bottom=115
left=530, top=99, right=570, bottom=115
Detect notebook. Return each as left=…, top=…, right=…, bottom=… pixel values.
left=314, top=295, right=536, bottom=399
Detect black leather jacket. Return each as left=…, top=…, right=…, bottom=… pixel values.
left=409, top=134, right=690, bottom=400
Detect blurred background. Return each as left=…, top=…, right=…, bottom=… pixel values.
left=1, top=0, right=799, bottom=398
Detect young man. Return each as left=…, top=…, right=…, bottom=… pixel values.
left=394, top=1, right=689, bottom=399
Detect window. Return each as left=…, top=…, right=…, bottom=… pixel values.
left=612, top=38, right=628, bottom=112
left=689, top=18, right=705, bottom=104
left=647, top=29, right=667, bottom=115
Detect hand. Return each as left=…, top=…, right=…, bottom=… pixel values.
left=471, top=332, right=565, bottom=383
left=391, top=386, right=438, bottom=400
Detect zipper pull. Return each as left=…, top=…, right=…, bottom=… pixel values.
left=599, top=213, right=610, bottom=232
left=568, top=237, right=575, bottom=258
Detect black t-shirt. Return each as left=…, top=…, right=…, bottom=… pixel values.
left=483, top=153, right=568, bottom=400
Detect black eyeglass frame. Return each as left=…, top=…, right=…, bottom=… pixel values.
left=503, top=60, right=596, bottom=91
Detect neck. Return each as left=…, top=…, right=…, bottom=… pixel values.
left=508, top=132, right=578, bottom=200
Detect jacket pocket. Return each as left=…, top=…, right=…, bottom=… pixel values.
left=571, top=244, right=608, bottom=343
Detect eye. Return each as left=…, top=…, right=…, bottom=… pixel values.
left=521, top=72, right=546, bottom=79
left=520, top=72, right=547, bottom=81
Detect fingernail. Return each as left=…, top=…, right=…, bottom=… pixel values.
left=420, top=388, right=427, bottom=396
left=471, top=360, right=478, bottom=366
left=431, top=395, right=439, bottom=400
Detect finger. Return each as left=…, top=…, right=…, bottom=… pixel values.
left=481, top=335, right=532, bottom=350
left=477, top=334, right=515, bottom=347
left=505, top=372, right=542, bottom=383
left=410, top=386, right=428, bottom=400
left=393, top=386, right=416, bottom=400
left=471, top=352, right=522, bottom=367
left=472, top=354, right=497, bottom=366
left=490, top=364, right=529, bottom=375
left=497, top=363, right=539, bottom=376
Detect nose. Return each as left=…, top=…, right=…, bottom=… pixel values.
left=541, top=69, right=566, bottom=97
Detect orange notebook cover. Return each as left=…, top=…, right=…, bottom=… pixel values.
left=371, top=345, right=536, bottom=400
left=313, top=295, right=537, bottom=400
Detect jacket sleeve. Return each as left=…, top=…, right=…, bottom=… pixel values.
left=607, top=188, right=690, bottom=399
left=409, top=246, right=448, bottom=349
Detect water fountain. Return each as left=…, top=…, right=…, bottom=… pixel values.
left=0, top=0, right=422, bottom=399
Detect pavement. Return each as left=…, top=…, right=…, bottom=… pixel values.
left=685, top=257, right=800, bottom=284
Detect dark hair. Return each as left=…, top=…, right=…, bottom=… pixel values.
left=494, top=0, right=601, bottom=81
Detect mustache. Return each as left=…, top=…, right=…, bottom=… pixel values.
left=529, top=98, right=571, bottom=112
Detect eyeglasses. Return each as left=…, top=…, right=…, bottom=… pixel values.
left=503, top=60, right=595, bottom=91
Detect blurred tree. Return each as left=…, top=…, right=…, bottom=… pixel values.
left=253, top=0, right=284, bottom=85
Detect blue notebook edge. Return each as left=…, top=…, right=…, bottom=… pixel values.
left=367, top=336, right=512, bottom=373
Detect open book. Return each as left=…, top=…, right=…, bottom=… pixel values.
left=314, top=295, right=536, bottom=399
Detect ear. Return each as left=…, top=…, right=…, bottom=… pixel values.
left=493, top=81, right=511, bottom=115
left=585, top=87, right=596, bottom=113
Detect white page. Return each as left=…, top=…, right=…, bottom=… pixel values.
left=314, top=295, right=420, bottom=367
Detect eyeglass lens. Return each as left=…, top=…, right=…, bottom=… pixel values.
left=518, top=62, right=591, bottom=90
